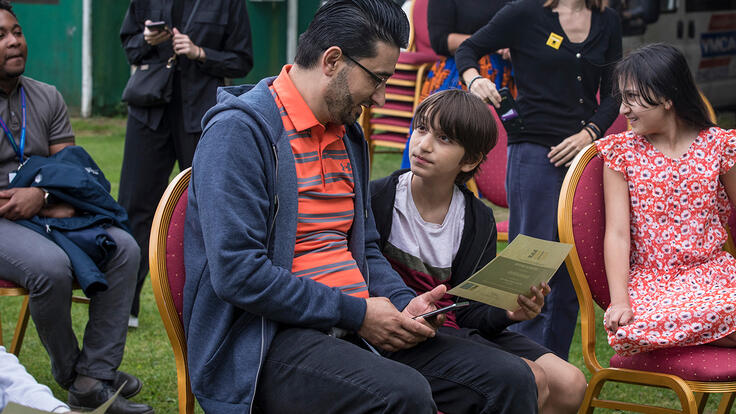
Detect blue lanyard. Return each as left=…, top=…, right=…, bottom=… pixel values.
left=0, top=86, right=26, bottom=164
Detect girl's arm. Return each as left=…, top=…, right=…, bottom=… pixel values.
left=721, top=162, right=736, bottom=209
left=602, top=164, right=634, bottom=333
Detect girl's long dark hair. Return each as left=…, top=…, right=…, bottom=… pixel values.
left=613, top=43, right=715, bottom=130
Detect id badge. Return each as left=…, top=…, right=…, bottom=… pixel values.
left=8, top=171, right=16, bottom=183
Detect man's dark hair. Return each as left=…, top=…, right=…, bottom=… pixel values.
left=412, top=89, right=498, bottom=184
left=0, top=0, right=15, bottom=17
left=613, top=42, right=714, bottom=131
left=294, top=0, right=409, bottom=68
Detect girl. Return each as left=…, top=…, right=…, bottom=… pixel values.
left=599, top=43, right=736, bottom=355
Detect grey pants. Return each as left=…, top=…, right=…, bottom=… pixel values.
left=0, top=218, right=139, bottom=388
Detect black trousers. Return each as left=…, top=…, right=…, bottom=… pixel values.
left=254, top=328, right=538, bottom=414
left=118, top=76, right=200, bottom=317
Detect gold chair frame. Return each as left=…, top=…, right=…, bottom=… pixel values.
left=558, top=143, right=736, bottom=413
left=149, top=167, right=194, bottom=414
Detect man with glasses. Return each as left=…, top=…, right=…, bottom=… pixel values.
left=183, top=1, right=538, bottom=413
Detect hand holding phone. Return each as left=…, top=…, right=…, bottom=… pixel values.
left=413, top=301, right=470, bottom=320
left=145, top=20, right=168, bottom=32
left=493, top=87, right=525, bottom=136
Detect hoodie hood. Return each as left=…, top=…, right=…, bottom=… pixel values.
left=201, top=76, right=284, bottom=146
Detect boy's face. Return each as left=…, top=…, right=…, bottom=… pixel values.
left=408, top=119, right=478, bottom=184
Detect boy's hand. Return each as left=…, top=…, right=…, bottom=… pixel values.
left=402, top=285, right=448, bottom=329
left=507, top=282, right=550, bottom=322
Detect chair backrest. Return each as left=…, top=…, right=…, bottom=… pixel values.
left=557, top=144, right=608, bottom=372
left=149, top=167, right=194, bottom=414
left=474, top=109, right=508, bottom=208
left=605, top=113, right=628, bottom=137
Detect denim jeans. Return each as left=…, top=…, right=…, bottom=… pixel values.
left=504, top=142, right=579, bottom=361
left=254, top=327, right=537, bottom=414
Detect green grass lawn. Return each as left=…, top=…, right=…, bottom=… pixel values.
left=1, top=115, right=734, bottom=413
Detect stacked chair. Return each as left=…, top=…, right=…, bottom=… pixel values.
left=362, top=0, right=438, bottom=164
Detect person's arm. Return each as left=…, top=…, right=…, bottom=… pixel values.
left=588, top=11, right=623, bottom=139
left=0, top=88, right=74, bottom=220
left=427, top=0, right=460, bottom=56
left=0, top=347, right=70, bottom=412
left=185, top=0, right=254, bottom=78
left=457, top=0, right=521, bottom=106
left=602, top=165, right=634, bottom=333
left=119, top=1, right=155, bottom=66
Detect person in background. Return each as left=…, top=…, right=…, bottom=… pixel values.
left=600, top=43, right=736, bottom=355
left=400, top=0, right=513, bottom=168
left=119, top=0, right=253, bottom=328
left=0, top=2, right=152, bottom=412
left=373, top=89, right=587, bottom=413
left=183, top=1, right=538, bottom=412
left=456, top=0, right=622, bottom=360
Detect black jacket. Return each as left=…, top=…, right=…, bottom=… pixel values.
left=370, top=169, right=515, bottom=337
left=455, top=0, right=622, bottom=147
left=120, top=0, right=253, bottom=133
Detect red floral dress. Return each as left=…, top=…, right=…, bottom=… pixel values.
left=596, top=128, right=736, bottom=356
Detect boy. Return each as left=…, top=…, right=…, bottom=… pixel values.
left=371, top=89, right=587, bottom=413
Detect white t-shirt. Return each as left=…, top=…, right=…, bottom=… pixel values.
left=387, top=171, right=465, bottom=281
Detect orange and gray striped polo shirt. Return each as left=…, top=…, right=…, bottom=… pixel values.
left=270, top=65, right=368, bottom=298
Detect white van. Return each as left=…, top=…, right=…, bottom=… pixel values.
left=619, top=0, right=736, bottom=108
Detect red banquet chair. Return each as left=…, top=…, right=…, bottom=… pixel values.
left=558, top=143, right=736, bottom=413
left=473, top=108, right=509, bottom=242
left=362, top=0, right=439, bottom=164
left=149, top=167, right=194, bottom=414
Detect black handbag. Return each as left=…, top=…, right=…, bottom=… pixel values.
left=121, top=57, right=175, bottom=107
left=122, top=0, right=202, bottom=107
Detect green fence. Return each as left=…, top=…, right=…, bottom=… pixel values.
left=14, top=0, right=320, bottom=116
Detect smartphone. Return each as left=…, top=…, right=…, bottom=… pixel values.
left=413, top=301, right=470, bottom=320
left=145, top=21, right=168, bottom=32
left=494, top=87, right=525, bottom=136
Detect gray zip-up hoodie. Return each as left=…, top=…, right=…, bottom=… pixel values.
left=183, top=76, right=416, bottom=413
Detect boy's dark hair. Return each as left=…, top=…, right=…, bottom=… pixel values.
left=613, top=42, right=714, bottom=130
left=412, top=89, right=498, bottom=184
left=294, top=0, right=409, bottom=68
left=0, top=0, right=15, bottom=17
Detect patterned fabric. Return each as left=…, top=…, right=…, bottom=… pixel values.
left=270, top=66, right=368, bottom=298
left=596, top=128, right=736, bottom=355
left=419, top=54, right=515, bottom=102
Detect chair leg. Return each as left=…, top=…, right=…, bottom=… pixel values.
left=717, top=392, right=735, bottom=414
left=695, top=392, right=709, bottom=413
left=9, top=295, right=30, bottom=356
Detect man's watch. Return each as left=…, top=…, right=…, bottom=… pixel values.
left=41, top=188, right=50, bottom=207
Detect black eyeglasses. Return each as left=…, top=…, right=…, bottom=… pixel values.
left=343, top=53, right=390, bottom=90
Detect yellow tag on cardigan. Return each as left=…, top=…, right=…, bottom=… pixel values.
left=546, top=32, right=563, bottom=49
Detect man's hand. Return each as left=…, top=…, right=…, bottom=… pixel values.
left=39, top=202, right=76, bottom=218
left=143, top=20, right=172, bottom=46
left=0, top=187, right=45, bottom=220
left=172, top=28, right=203, bottom=60
left=507, top=282, right=551, bottom=322
left=358, top=285, right=446, bottom=352
left=548, top=129, right=593, bottom=167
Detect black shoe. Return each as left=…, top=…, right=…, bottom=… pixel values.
left=69, top=381, right=154, bottom=414
left=113, top=371, right=143, bottom=399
